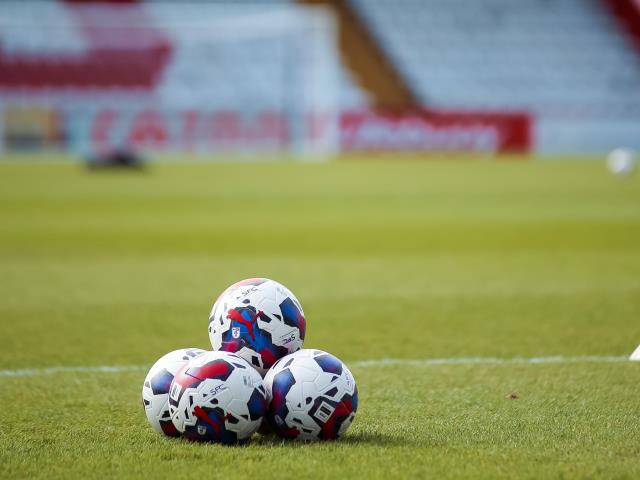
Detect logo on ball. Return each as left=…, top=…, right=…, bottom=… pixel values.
left=208, top=278, right=306, bottom=374
left=263, top=349, right=358, bottom=441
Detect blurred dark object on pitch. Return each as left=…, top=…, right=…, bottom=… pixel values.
left=86, top=149, right=146, bottom=171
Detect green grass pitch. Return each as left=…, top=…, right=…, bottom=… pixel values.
left=0, top=156, right=639, bottom=478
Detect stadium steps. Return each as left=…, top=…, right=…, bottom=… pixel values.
left=298, top=0, right=419, bottom=109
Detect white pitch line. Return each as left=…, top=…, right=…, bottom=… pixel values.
left=0, top=365, right=147, bottom=378
left=350, top=355, right=629, bottom=368
left=0, top=355, right=632, bottom=378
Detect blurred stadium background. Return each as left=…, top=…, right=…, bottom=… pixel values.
left=2, top=1, right=640, bottom=477
left=1, top=0, right=640, bottom=159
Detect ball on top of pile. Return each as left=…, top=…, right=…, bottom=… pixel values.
left=208, top=278, right=306, bottom=375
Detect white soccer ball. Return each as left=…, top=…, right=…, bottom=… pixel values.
left=208, top=278, right=306, bottom=375
left=263, top=349, right=358, bottom=441
left=168, top=351, right=267, bottom=443
left=607, top=148, right=637, bottom=176
left=142, top=348, right=206, bottom=437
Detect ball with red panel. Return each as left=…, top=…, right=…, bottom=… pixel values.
left=141, top=278, right=357, bottom=444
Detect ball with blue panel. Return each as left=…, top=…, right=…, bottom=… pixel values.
left=208, top=278, right=306, bottom=375
left=263, top=349, right=358, bottom=441
left=168, top=351, right=268, bottom=444
left=142, top=347, right=206, bottom=437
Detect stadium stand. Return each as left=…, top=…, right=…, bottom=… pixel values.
left=349, top=0, right=640, bottom=151
left=1, top=0, right=639, bottom=153
left=350, top=0, right=639, bottom=112
left=0, top=1, right=366, bottom=111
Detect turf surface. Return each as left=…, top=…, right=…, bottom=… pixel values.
left=0, top=158, right=639, bottom=478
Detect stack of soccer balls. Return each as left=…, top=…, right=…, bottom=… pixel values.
left=142, top=278, right=358, bottom=444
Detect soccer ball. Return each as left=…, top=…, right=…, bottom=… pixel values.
left=263, top=349, right=358, bottom=441
left=607, top=148, right=637, bottom=176
left=208, top=278, right=306, bottom=375
left=142, top=348, right=206, bottom=437
left=168, top=351, right=267, bottom=443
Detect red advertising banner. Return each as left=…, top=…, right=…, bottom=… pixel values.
left=85, top=109, right=289, bottom=153
left=340, top=109, right=532, bottom=153
left=69, top=107, right=531, bottom=154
